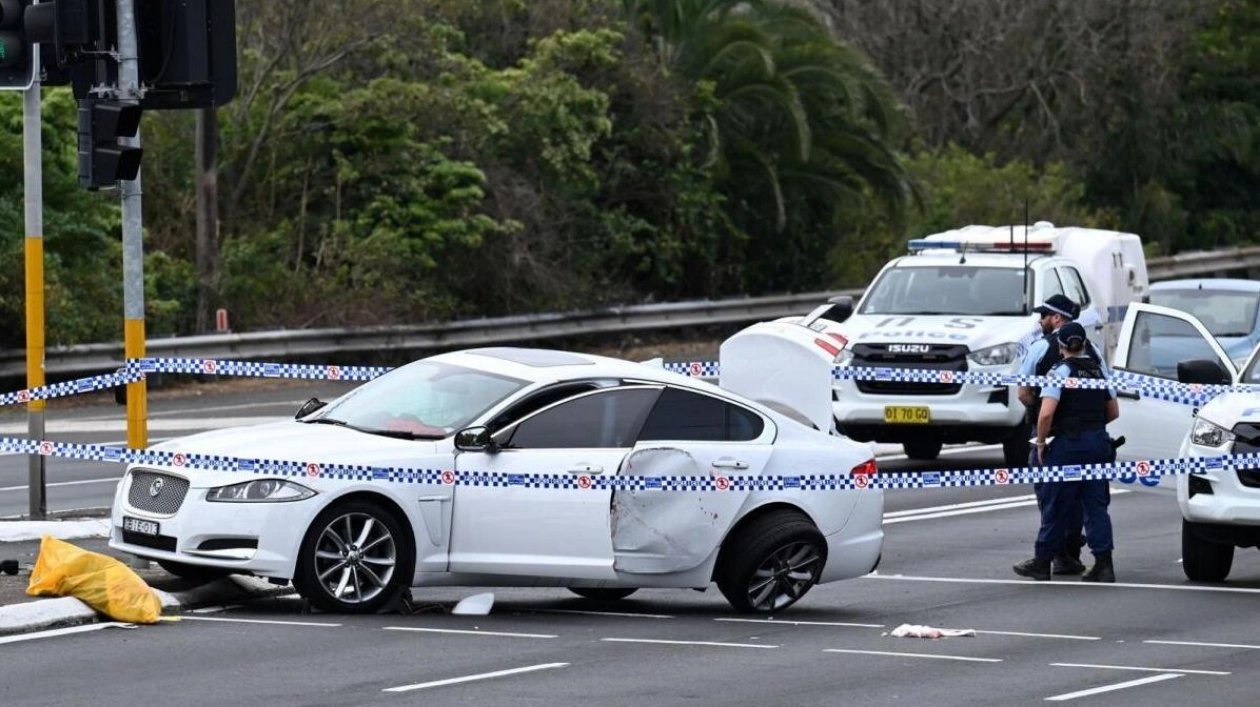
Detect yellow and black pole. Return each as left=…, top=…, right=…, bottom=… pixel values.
left=117, top=0, right=146, bottom=449
left=23, top=62, right=46, bottom=519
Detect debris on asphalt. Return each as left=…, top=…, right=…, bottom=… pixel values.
left=451, top=592, right=495, bottom=616
left=887, top=623, right=976, bottom=639
left=1, top=560, right=17, bottom=576
left=26, top=536, right=161, bottom=624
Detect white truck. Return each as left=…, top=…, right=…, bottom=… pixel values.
left=797, top=223, right=1150, bottom=466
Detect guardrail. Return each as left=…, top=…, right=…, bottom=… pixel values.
left=2, top=245, right=1258, bottom=379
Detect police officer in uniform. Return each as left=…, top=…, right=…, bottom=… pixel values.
left=1016, top=294, right=1104, bottom=575
left=1013, top=321, right=1119, bottom=582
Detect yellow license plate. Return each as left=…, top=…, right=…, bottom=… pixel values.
left=884, top=406, right=930, bottom=424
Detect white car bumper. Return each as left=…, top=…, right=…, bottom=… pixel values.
left=832, top=378, right=1023, bottom=441
left=1178, top=441, right=1260, bottom=526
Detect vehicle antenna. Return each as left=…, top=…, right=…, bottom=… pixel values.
left=1023, top=201, right=1030, bottom=315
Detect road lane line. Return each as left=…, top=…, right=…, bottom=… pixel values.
left=602, top=638, right=777, bottom=649
left=715, top=618, right=884, bottom=628
left=532, top=609, right=674, bottom=619
left=886, top=500, right=1038, bottom=524
left=383, top=663, right=569, bottom=693
left=824, top=648, right=1000, bottom=663
left=875, top=444, right=1002, bottom=461
left=0, top=623, right=133, bottom=645
left=0, top=477, right=119, bottom=493
left=176, top=616, right=341, bottom=627
left=862, top=573, right=1260, bottom=596
left=1051, top=662, right=1229, bottom=676
left=1045, top=673, right=1182, bottom=701
left=973, top=629, right=1099, bottom=641
left=383, top=627, right=557, bottom=639
left=1145, top=639, right=1260, bottom=650
left=884, top=495, right=1038, bottom=517
left=885, top=490, right=1130, bottom=524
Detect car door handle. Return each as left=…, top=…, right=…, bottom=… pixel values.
left=567, top=464, right=604, bottom=475
left=712, top=459, right=749, bottom=470
left=1118, top=390, right=1140, bottom=400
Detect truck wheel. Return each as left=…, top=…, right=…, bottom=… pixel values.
left=1182, top=521, right=1233, bottom=582
left=903, top=439, right=942, bottom=461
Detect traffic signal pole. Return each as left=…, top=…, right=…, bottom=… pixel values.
left=116, top=0, right=146, bottom=449
left=23, top=60, right=45, bottom=519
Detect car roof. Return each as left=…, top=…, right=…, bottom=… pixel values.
left=1150, top=279, right=1260, bottom=293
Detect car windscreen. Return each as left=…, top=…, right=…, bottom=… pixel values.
left=316, top=361, right=528, bottom=437
left=859, top=266, right=1031, bottom=316
left=1150, top=289, right=1260, bottom=338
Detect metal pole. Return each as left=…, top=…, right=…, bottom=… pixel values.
left=116, top=0, right=146, bottom=449
left=23, top=61, right=45, bottom=520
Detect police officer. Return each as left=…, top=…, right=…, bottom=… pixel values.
left=1013, top=321, right=1119, bottom=582
left=1016, top=294, right=1102, bottom=575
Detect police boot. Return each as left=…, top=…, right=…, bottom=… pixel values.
left=1081, top=553, right=1115, bottom=583
left=1012, top=557, right=1051, bottom=581
left=1052, top=551, right=1086, bottom=575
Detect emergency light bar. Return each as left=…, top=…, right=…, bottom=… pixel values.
left=907, top=239, right=1056, bottom=254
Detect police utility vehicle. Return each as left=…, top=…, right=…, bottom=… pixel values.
left=793, top=223, right=1149, bottom=466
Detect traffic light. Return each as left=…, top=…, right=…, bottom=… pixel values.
left=0, top=0, right=34, bottom=90
left=136, top=0, right=236, bottom=109
left=79, top=98, right=142, bottom=189
left=22, top=0, right=95, bottom=69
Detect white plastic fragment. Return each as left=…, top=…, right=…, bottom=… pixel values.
left=888, top=623, right=976, bottom=639
left=451, top=592, right=495, bottom=616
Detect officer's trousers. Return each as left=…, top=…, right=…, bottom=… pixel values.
left=1031, top=444, right=1085, bottom=556
left=1033, top=429, right=1114, bottom=560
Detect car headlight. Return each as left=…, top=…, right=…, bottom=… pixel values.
left=206, top=479, right=317, bottom=503
left=1190, top=418, right=1235, bottom=448
left=967, top=343, right=1019, bottom=366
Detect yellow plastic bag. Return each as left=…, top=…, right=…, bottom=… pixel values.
left=26, top=535, right=161, bottom=624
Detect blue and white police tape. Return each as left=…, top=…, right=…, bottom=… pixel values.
left=0, top=433, right=1244, bottom=492
left=130, top=357, right=390, bottom=382
left=0, top=369, right=143, bottom=408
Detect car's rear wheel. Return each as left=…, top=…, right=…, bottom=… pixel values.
left=294, top=499, right=414, bottom=613
left=903, top=439, right=942, bottom=461
left=156, top=559, right=231, bottom=583
left=717, top=511, right=826, bottom=613
left=1182, top=521, right=1234, bottom=582
left=567, top=587, right=638, bottom=601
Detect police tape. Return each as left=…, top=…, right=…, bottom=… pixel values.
left=131, top=357, right=390, bottom=381
left=0, top=369, right=143, bottom=407
left=0, top=433, right=1242, bottom=492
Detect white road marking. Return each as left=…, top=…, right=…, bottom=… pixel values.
left=1145, top=639, right=1260, bottom=650
left=0, top=622, right=133, bottom=645
left=863, top=573, right=1260, bottom=596
left=886, top=499, right=1038, bottom=524
left=0, top=477, right=118, bottom=493
left=532, top=609, right=674, bottom=619
left=1045, top=673, right=1182, bottom=701
left=602, top=637, right=777, bottom=649
left=884, top=494, right=1038, bottom=518
left=383, top=663, right=569, bottom=693
left=885, top=490, right=1131, bottom=524
left=176, top=616, right=341, bottom=627
left=875, top=443, right=1001, bottom=461
left=383, top=627, right=557, bottom=639
left=1051, top=662, right=1230, bottom=676
left=973, top=629, right=1099, bottom=641
left=715, top=618, right=884, bottom=629
left=824, top=648, right=1000, bottom=663
left=0, top=416, right=284, bottom=434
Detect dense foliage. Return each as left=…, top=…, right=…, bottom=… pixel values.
left=0, top=0, right=1257, bottom=347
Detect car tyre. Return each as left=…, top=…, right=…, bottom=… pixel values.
left=717, top=511, right=826, bottom=614
left=1182, top=521, right=1233, bottom=582
left=567, top=587, right=638, bottom=601
left=903, top=439, right=942, bottom=461
left=294, top=499, right=414, bottom=614
left=156, top=560, right=231, bottom=583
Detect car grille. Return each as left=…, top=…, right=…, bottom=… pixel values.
left=127, top=471, right=190, bottom=514
left=851, top=344, right=968, bottom=396
left=1232, top=424, right=1260, bottom=488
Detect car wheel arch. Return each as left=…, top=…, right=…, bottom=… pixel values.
left=712, top=502, right=818, bottom=581
left=304, top=490, right=418, bottom=566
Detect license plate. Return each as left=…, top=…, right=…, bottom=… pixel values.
left=884, top=406, right=930, bottom=424
left=123, top=516, right=160, bottom=537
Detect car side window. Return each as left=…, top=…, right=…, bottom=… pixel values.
left=1057, top=267, right=1090, bottom=308
left=1126, top=311, right=1223, bottom=380
left=637, top=388, right=766, bottom=442
left=502, top=388, right=660, bottom=449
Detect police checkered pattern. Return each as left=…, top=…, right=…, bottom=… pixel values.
left=2, top=433, right=1254, bottom=493
left=0, top=369, right=142, bottom=408
left=662, top=360, right=722, bottom=378
left=129, top=358, right=389, bottom=382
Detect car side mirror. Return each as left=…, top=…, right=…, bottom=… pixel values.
left=295, top=398, right=327, bottom=419
left=454, top=426, right=496, bottom=453
left=823, top=295, right=854, bottom=324
left=1177, top=360, right=1230, bottom=386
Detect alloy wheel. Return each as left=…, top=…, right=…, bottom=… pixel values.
left=311, top=511, right=398, bottom=605
left=746, top=541, right=822, bottom=611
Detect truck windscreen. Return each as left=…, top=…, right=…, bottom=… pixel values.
left=860, top=266, right=1032, bottom=316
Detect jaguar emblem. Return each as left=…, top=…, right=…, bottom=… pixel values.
left=149, top=478, right=165, bottom=498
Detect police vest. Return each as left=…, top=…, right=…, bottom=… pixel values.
left=1050, top=357, right=1109, bottom=437
left=1026, top=332, right=1102, bottom=426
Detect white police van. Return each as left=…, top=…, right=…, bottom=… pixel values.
left=796, top=223, right=1149, bottom=466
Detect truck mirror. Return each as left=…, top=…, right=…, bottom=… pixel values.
left=1177, top=359, right=1230, bottom=386
left=823, top=295, right=854, bottom=323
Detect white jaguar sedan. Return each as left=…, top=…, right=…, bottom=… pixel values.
left=110, top=346, right=883, bottom=614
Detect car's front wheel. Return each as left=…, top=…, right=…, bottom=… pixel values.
left=568, top=587, right=638, bottom=601
left=294, top=499, right=414, bottom=613
left=717, top=511, right=826, bottom=613
left=1182, top=521, right=1234, bottom=582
